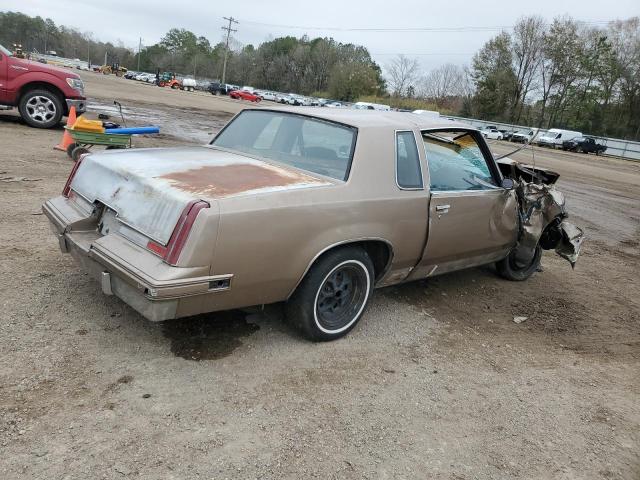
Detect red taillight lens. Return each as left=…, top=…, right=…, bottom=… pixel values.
left=147, top=200, right=209, bottom=266
left=62, top=154, right=88, bottom=197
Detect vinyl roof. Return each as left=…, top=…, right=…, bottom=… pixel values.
left=246, top=106, right=474, bottom=130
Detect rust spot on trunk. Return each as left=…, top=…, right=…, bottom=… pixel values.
left=160, top=163, right=321, bottom=198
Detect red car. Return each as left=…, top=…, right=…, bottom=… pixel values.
left=229, top=90, right=262, bottom=102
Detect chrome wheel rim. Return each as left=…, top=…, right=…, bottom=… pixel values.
left=25, top=95, right=57, bottom=124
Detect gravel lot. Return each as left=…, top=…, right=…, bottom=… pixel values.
left=1, top=72, right=638, bottom=479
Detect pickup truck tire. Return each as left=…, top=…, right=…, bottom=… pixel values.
left=496, top=245, right=542, bottom=281
left=18, top=88, right=64, bottom=129
left=286, top=247, right=374, bottom=341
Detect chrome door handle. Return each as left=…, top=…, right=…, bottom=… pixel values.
left=435, top=204, right=450, bottom=213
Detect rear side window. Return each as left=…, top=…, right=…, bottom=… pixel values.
left=396, top=131, right=423, bottom=189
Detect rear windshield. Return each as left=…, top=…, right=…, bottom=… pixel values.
left=212, top=110, right=357, bottom=181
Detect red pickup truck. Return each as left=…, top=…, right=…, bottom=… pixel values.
left=0, top=43, right=86, bottom=128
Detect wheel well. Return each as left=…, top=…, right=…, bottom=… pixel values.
left=18, top=82, right=66, bottom=114
left=312, top=240, right=393, bottom=282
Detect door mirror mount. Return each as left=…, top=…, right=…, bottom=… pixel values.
left=501, top=178, right=515, bottom=190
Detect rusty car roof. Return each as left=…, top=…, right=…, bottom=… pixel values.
left=246, top=106, right=474, bottom=131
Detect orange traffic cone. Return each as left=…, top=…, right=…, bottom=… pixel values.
left=54, top=106, right=77, bottom=152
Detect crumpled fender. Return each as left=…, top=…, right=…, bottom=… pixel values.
left=501, top=161, right=585, bottom=269
left=555, top=220, right=585, bottom=267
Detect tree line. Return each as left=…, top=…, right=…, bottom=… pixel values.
left=138, top=29, right=387, bottom=101
left=387, top=16, right=640, bottom=140
left=2, top=10, right=638, bottom=139
left=0, top=11, right=136, bottom=69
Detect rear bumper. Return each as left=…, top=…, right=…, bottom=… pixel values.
left=43, top=197, right=231, bottom=321
left=65, top=98, right=87, bottom=114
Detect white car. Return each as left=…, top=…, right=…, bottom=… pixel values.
left=482, top=128, right=504, bottom=140
left=259, top=91, right=277, bottom=102
left=325, top=101, right=344, bottom=108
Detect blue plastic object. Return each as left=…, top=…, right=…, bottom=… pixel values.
left=104, top=126, right=160, bottom=135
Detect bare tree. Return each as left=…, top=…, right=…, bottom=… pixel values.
left=421, top=63, right=465, bottom=105
left=386, top=54, right=420, bottom=96
left=511, top=16, right=545, bottom=122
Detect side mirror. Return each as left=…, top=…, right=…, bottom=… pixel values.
left=501, top=178, right=515, bottom=190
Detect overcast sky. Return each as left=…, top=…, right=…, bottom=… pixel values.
left=5, top=0, right=640, bottom=72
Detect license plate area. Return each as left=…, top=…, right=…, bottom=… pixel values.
left=98, top=208, right=119, bottom=236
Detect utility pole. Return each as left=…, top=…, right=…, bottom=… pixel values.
left=104, top=50, right=108, bottom=67
left=137, top=37, right=142, bottom=71
left=221, top=16, right=238, bottom=85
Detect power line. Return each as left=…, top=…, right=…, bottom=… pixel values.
left=237, top=18, right=613, bottom=33
left=221, top=16, right=238, bottom=85
left=372, top=52, right=473, bottom=56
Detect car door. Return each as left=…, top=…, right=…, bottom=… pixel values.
left=407, top=129, right=518, bottom=279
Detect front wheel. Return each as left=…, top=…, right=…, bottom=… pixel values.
left=286, top=247, right=374, bottom=341
left=18, top=89, right=64, bottom=129
left=496, top=245, right=542, bottom=281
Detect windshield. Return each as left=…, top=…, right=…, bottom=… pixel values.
left=0, top=44, right=12, bottom=56
left=212, top=110, right=357, bottom=181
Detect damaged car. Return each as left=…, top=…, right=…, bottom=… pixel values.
left=43, top=108, right=584, bottom=341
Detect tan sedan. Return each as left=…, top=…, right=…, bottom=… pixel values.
left=43, top=108, right=583, bottom=341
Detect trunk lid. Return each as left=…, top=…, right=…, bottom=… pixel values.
left=70, top=146, right=331, bottom=245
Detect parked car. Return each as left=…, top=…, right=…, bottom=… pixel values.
left=207, top=82, right=229, bottom=95
left=482, top=128, right=504, bottom=140
left=501, top=130, right=516, bottom=141
left=511, top=129, right=536, bottom=143
left=0, top=42, right=86, bottom=128
left=43, top=108, right=583, bottom=341
left=537, top=128, right=582, bottom=148
left=259, top=91, right=277, bottom=102
left=353, top=101, right=391, bottom=111
left=562, top=136, right=607, bottom=155
left=229, top=89, right=262, bottom=102
left=325, top=101, right=345, bottom=108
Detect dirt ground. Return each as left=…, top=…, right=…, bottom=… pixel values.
left=0, top=72, right=638, bottom=480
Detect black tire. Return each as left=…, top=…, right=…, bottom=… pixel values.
left=66, top=142, right=79, bottom=158
left=71, top=146, right=90, bottom=162
left=286, top=247, right=374, bottom=341
left=496, top=245, right=542, bottom=281
left=18, top=88, right=64, bottom=129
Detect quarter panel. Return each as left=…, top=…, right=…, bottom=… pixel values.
left=207, top=184, right=429, bottom=308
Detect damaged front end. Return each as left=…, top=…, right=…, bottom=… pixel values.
left=497, top=159, right=585, bottom=268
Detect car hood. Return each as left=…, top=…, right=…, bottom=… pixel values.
left=14, top=58, right=81, bottom=79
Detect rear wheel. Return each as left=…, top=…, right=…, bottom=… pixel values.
left=18, top=89, right=63, bottom=129
left=496, top=245, right=542, bottom=281
left=286, top=247, right=374, bottom=341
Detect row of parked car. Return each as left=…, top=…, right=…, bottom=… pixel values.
left=481, top=126, right=607, bottom=154
left=206, top=82, right=348, bottom=108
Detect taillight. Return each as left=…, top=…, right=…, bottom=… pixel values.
left=62, top=154, right=88, bottom=197
left=147, top=200, right=209, bottom=266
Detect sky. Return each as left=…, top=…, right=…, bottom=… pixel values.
left=5, top=0, right=640, bottom=73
